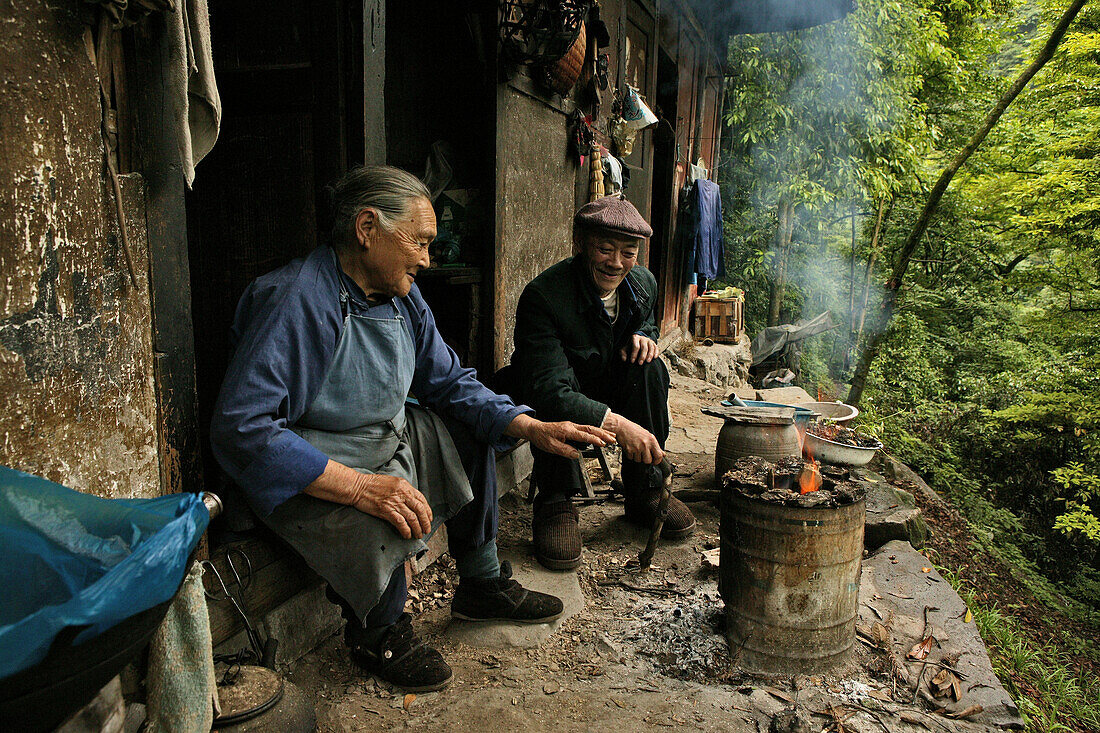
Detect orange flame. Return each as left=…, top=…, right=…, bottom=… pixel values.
left=799, top=460, right=821, bottom=494
left=799, top=440, right=822, bottom=494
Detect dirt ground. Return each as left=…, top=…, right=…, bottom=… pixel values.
left=285, top=374, right=1005, bottom=732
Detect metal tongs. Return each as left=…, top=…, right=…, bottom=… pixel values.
left=638, top=458, right=675, bottom=570
left=201, top=547, right=278, bottom=668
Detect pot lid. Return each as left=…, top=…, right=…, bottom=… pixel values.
left=702, top=405, right=796, bottom=425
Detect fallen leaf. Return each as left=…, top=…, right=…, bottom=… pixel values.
left=868, top=689, right=893, bottom=702
left=946, top=704, right=983, bottom=719
left=403, top=694, right=416, bottom=711
left=872, top=621, right=891, bottom=648
left=907, top=634, right=934, bottom=661
left=931, top=668, right=952, bottom=687
left=951, top=675, right=962, bottom=701
left=764, top=686, right=794, bottom=704
left=921, top=567, right=932, bottom=573
left=899, top=711, right=931, bottom=729
left=964, top=609, right=973, bottom=623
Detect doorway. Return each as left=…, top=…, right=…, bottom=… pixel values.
left=185, top=0, right=363, bottom=496
left=649, top=48, right=678, bottom=328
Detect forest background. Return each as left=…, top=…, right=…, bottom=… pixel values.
left=715, top=0, right=1100, bottom=729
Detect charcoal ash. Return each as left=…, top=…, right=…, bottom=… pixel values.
left=721, top=457, right=865, bottom=508
left=622, top=586, right=733, bottom=683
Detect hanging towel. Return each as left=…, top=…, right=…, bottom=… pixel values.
left=145, top=563, right=219, bottom=732
left=689, top=178, right=725, bottom=281
left=168, top=0, right=221, bottom=187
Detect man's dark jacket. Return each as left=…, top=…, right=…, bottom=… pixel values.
left=511, top=255, right=659, bottom=427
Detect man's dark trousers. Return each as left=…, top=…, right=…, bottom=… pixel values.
left=532, top=355, right=670, bottom=506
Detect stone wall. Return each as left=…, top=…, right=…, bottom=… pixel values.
left=0, top=1, right=161, bottom=498
left=492, top=83, right=579, bottom=369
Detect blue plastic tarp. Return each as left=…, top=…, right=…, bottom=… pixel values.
left=0, top=466, right=209, bottom=679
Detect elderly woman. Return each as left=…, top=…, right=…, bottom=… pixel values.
left=211, top=166, right=612, bottom=692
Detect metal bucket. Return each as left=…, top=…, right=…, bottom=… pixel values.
left=720, top=491, right=865, bottom=675
left=715, top=420, right=801, bottom=480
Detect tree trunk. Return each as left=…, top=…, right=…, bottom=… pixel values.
left=767, top=197, right=794, bottom=326
left=847, top=0, right=1087, bottom=406
left=856, top=196, right=890, bottom=344
left=845, top=202, right=858, bottom=370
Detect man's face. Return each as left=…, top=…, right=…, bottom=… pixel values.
left=582, top=231, right=640, bottom=296
left=358, top=196, right=435, bottom=298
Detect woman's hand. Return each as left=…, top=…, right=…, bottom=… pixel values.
left=506, top=414, right=616, bottom=459
left=351, top=474, right=433, bottom=540
left=304, top=460, right=432, bottom=540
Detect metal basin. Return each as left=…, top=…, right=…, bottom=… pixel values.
left=803, top=401, right=859, bottom=423
left=804, top=431, right=882, bottom=466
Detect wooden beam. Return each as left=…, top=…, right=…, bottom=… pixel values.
left=363, top=0, right=385, bottom=163
left=127, top=15, right=204, bottom=497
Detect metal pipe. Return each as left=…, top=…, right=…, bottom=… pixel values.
left=202, top=492, right=223, bottom=520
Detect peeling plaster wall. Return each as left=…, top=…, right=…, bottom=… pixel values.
left=493, top=85, right=579, bottom=369
left=0, top=1, right=161, bottom=498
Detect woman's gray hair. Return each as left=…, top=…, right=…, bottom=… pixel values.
left=327, top=165, right=431, bottom=248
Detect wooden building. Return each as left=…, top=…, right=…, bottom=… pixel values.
left=0, top=0, right=849, bottom=658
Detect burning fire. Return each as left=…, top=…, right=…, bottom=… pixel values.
left=799, top=442, right=822, bottom=494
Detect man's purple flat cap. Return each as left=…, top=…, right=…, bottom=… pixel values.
left=574, top=196, right=653, bottom=239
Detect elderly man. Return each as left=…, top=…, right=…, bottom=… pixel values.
left=211, top=166, right=612, bottom=692
left=511, top=196, right=696, bottom=570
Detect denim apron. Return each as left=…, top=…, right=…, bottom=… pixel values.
left=262, top=267, right=474, bottom=620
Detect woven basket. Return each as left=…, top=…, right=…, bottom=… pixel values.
left=545, top=22, right=586, bottom=95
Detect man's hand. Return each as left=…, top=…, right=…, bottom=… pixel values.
left=602, top=412, right=664, bottom=465
left=350, top=473, right=433, bottom=540
left=506, top=414, right=616, bottom=460
left=620, top=334, right=658, bottom=364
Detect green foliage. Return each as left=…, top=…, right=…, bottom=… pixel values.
left=1051, top=462, right=1100, bottom=542
left=948, top=582, right=1100, bottom=732
left=719, top=1, right=1100, bottom=693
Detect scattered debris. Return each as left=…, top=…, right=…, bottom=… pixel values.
left=807, top=422, right=881, bottom=448
left=623, top=587, right=733, bottom=683
left=769, top=707, right=811, bottom=733
left=723, top=456, right=865, bottom=508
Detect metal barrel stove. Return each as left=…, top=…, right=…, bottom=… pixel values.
left=720, top=490, right=865, bottom=675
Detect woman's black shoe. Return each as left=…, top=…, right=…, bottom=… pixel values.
left=347, top=613, right=453, bottom=692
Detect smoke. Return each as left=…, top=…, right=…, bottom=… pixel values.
left=720, top=1, right=908, bottom=354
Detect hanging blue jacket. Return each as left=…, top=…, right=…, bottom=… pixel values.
left=688, top=178, right=725, bottom=281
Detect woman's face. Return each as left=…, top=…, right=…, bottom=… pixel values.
left=356, top=197, right=435, bottom=298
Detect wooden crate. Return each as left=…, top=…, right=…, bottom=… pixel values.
left=693, top=298, right=743, bottom=342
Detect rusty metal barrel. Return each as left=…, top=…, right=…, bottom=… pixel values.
left=720, top=490, right=865, bottom=675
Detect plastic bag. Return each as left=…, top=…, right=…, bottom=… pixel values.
left=0, top=466, right=210, bottom=679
